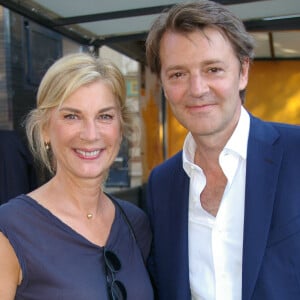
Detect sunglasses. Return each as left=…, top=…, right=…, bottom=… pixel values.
left=104, top=249, right=127, bottom=300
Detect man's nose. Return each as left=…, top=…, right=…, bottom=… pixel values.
left=190, top=73, right=209, bottom=97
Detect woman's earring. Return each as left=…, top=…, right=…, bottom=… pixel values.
left=45, top=141, right=50, bottom=151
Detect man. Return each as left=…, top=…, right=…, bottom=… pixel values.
left=0, top=130, right=37, bottom=205
left=145, top=1, right=300, bottom=299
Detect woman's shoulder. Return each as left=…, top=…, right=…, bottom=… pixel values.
left=0, top=194, right=40, bottom=229
left=111, top=196, right=149, bottom=229
left=113, top=196, right=145, bottom=214
left=0, top=195, right=27, bottom=214
left=109, top=195, right=152, bottom=261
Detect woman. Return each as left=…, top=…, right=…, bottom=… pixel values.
left=0, top=53, right=153, bottom=300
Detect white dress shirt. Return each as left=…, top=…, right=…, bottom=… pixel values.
left=183, top=107, right=250, bottom=300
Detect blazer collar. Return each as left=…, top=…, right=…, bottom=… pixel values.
left=242, top=115, right=283, bottom=300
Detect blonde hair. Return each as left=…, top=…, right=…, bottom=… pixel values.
left=25, top=52, right=135, bottom=174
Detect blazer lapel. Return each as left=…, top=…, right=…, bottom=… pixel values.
left=170, top=161, right=191, bottom=298
left=242, top=116, right=283, bottom=300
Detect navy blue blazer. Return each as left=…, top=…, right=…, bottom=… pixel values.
left=146, top=114, right=300, bottom=300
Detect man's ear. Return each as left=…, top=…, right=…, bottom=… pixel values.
left=239, top=58, right=250, bottom=90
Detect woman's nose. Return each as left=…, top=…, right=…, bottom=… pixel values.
left=80, top=120, right=99, bottom=141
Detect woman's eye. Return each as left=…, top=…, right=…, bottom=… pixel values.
left=99, top=114, right=113, bottom=121
left=64, top=114, right=78, bottom=120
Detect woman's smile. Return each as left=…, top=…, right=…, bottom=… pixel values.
left=74, top=148, right=102, bottom=160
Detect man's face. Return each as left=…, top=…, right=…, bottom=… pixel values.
left=159, top=27, right=249, bottom=142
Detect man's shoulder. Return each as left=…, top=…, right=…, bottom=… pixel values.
left=152, top=150, right=183, bottom=172
left=148, top=151, right=186, bottom=187
left=271, top=121, right=300, bottom=136
left=249, top=114, right=300, bottom=144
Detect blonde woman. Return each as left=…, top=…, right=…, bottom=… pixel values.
left=0, top=53, right=153, bottom=300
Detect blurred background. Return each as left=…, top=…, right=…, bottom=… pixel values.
left=0, top=0, right=299, bottom=204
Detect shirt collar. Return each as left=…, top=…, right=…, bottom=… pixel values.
left=224, top=106, right=250, bottom=160
left=182, top=132, right=197, bottom=177
left=183, top=106, right=250, bottom=176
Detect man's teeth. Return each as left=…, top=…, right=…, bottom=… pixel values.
left=76, top=150, right=100, bottom=157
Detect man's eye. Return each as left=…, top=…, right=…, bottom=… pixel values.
left=209, top=67, right=221, bottom=73
left=171, top=72, right=183, bottom=79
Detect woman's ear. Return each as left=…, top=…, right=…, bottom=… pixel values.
left=42, top=122, right=50, bottom=145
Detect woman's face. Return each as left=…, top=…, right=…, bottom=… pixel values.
left=44, top=80, right=122, bottom=182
